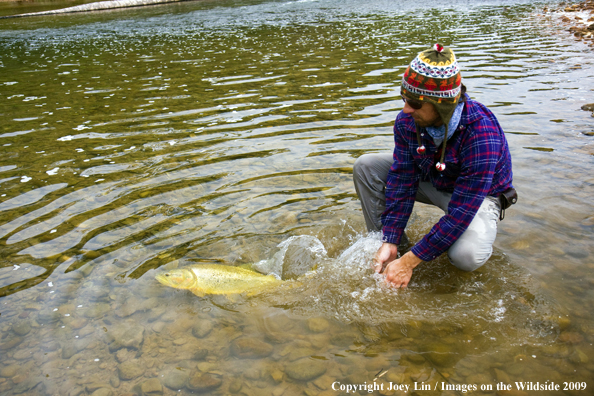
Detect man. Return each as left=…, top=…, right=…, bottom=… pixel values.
left=353, top=43, right=516, bottom=288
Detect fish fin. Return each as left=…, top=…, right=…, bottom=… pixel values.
left=189, top=288, right=205, bottom=297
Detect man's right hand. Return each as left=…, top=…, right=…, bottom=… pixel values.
left=372, top=242, right=399, bottom=274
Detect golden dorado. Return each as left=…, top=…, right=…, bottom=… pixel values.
left=155, top=264, right=282, bottom=297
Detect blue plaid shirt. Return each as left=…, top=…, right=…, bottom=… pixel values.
left=381, top=95, right=514, bottom=261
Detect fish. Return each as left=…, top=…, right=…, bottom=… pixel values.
left=155, top=264, right=282, bottom=297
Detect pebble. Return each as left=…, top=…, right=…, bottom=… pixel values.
left=231, top=337, right=273, bottom=359
left=106, top=323, right=145, bottom=352
left=163, top=370, right=189, bottom=390
left=13, top=349, right=32, bottom=360
left=191, top=321, right=213, bottom=338
left=330, top=333, right=353, bottom=347
left=86, top=383, right=111, bottom=393
left=62, top=344, right=78, bottom=359
left=118, top=359, right=145, bottom=380
left=192, top=348, right=208, bottom=361
left=70, top=318, right=88, bottom=329
left=90, top=389, right=113, bottom=396
left=0, top=337, right=23, bottom=351
left=285, top=358, right=327, bottom=381
left=83, top=303, right=111, bottom=319
left=140, top=378, right=163, bottom=395
left=12, top=320, right=31, bottom=336
left=0, top=365, right=20, bottom=378
left=187, top=372, right=222, bottom=391
left=115, top=303, right=138, bottom=318
left=559, top=332, right=584, bottom=344
left=37, top=311, right=62, bottom=324
left=228, top=378, right=242, bottom=393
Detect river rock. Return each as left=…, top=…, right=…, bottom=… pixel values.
left=115, top=348, right=137, bottom=363
left=115, top=303, right=138, bottom=318
left=0, top=337, right=23, bottom=351
left=192, top=348, right=208, bottom=361
left=118, top=360, right=145, bottom=381
left=83, top=303, right=111, bottom=319
left=86, top=383, right=111, bottom=393
left=187, top=372, right=222, bottom=392
left=140, top=378, right=163, bottom=395
left=12, top=321, right=31, bottom=336
left=231, top=337, right=273, bottom=359
left=422, top=342, right=459, bottom=367
left=285, top=358, right=327, bottom=381
left=70, top=318, right=88, bottom=329
left=106, top=323, right=145, bottom=351
left=0, top=365, right=20, bottom=378
left=191, top=321, right=213, bottom=338
left=11, top=378, right=43, bottom=395
left=494, top=368, right=511, bottom=383
left=62, top=344, right=78, bottom=359
left=163, top=370, right=189, bottom=390
left=581, top=103, right=594, bottom=112
left=37, top=310, right=62, bottom=324
left=90, top=389, right=112, bottom=396
left=307, top=317, right=329, bottom=333
left=559, top=331, right=584, bottom=344
left=228, top=378, right=242, bottom=393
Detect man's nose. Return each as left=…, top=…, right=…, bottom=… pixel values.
left=402, top=102, right=415, bottom=114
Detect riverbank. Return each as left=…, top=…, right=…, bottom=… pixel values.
left=540, top=0, right=594, bottom=47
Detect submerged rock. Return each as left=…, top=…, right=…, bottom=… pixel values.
left=163, top=370, right=189, bottom=390
left=307, top=317, right=329, bottom=333
left=187, top=372, right=222, bottom=392
left=285, top=358, right=327, bottom=381
left=191, top=321, right=213, bottom=338
left=140, top=378, right=163, bottom=395
left=231, top=337, right=273, bottom=359
left=118, top=359, right=145, bottom=381
left=105, top=323, right=145, bottom=352
left=12, top=320, right=31, bottom=336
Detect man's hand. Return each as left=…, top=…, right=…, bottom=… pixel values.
left=372, top=242, right=399, bottom=274
left=383, top=251, right=422, bottom=288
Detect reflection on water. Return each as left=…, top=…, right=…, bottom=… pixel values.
left=0, top=0, right=593, bottom=394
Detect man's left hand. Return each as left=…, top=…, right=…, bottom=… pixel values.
left=383, top=251, right=423, bottom=288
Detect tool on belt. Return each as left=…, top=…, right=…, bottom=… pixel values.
left=499, top=187, right=518, bottom=221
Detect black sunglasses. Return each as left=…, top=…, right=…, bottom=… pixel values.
left=402, top=97, right=424, bottom=110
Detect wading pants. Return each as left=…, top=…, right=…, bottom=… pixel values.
left=353, top=153, right=501, bottom=272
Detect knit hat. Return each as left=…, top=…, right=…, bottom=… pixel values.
left=401, top=44, right=463, bottom=171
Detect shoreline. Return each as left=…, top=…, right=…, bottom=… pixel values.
left=539, top=0, right=594, bottom=47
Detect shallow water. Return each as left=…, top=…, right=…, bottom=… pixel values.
left=0, top=0, right=593, bottom=395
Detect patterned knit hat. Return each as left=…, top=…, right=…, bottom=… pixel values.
left=401, top=43, right=463, bottom=171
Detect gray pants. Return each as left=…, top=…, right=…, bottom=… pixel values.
left=353, top=153, right=501, bottom=271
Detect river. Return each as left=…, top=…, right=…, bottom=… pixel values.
left=0, top=0, right=593, bottom=395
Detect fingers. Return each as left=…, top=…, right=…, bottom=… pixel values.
left=383, top=262, right=411, bottom=288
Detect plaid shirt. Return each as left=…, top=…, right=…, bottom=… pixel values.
left=381, top=95, right=514, bottom=261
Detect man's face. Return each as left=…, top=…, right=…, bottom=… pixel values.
left=402, top=97, right=443, bottom=127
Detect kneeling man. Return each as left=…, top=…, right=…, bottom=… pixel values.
left=353, top=44, right=516, bottom=288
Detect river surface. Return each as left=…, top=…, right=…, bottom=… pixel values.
left=0, top=0, right=593, bottom=395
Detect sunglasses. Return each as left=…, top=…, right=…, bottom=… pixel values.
left=402, top=97, right=424, bottom=110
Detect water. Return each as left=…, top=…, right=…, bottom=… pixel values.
left=0, top=0, right=593, bottom=394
